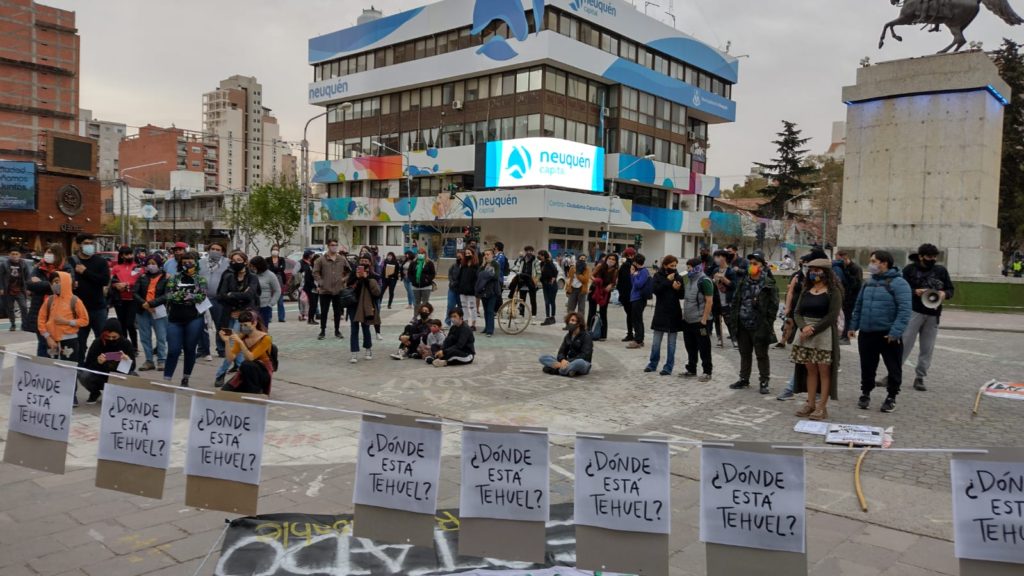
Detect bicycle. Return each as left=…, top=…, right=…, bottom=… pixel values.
left=496, top=285, right=533, bottom=335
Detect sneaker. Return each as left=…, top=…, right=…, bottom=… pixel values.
left=913, top=378, right=927, bottom=391
left=698, top=374, right=712, bottom=383
left=621, top=335, right=634, bottom=342
left=433, top=359, right=448, bottom=367
left=541, top=318, right=555, bottom=326
left=880, top=397, right=897, bottom=413
left=390, top=351, right=405, bottom=360
left=214, top=375, right=225, bottom=388
left=839, top=338, right=851, bottom=346
left=376, top=333, right=383, bottom=341
left=774, top=342, right=786, bottom=349
left=857, top=395, right=870, bottom=410
left=776, top=389, right=795, bottom=401
left=9, top=324, right=16, bottom=331
left=180, top=376, right=190, bottom=388
left=626, top=341, right=644, bottom=349
left=643, top=366, right=656, bottom=373
left=335, top=331, right=344, bottom=339
left=139, top=361, right=155, bottom=371
left=349, top=356, right=358, bottom=364
left=364, top=350, right=373, bottom=360
left=680, top=371, right=697, bottom=378
left=318, top=331, right=326, bottom=340
left=758, top=378, right=770, bottom=395
left=542, top=366, right=559, bottom=375
left=425, top=356, right=435, bottom=364
left=659, top=370, right=671, bottom=376
left=156, top=362, right=165, bottom=371
left=85, top=391, right=101, bottom=404
left=204, top=355, right=213, bottom=361
left=73, top=395, right=79, bottom=407
left=729, top=379, right=750, bottom=390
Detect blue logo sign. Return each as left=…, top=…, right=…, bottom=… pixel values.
left=570, top=0, right=617, bottom=17
left=471, top=0, right=545, bottom=61
left=309, top=79, right=348, bottom=103
left=505, top=146, right=532, bottom=180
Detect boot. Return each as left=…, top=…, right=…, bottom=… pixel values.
left=809, top=400, right=829, bottom=421
left=795, top=402, right=815, bottom=417
left=729, top=379, right=750, bottom=390
left=758, top=377, right=770, bottom=395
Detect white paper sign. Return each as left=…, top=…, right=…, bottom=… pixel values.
left=574, top=438, right=671, bottom=534
left=700, top=447, right=806, bottom=553
left=184, top=397, right=267, bottom=485
left=460, top=429, right=549, bottom=522
left=116, top=358, right=133, bottom=374
left=7, top=357, right=76, bottom=442
left=195, top=298, right=213, bottom=314
left=152, top=305, right=168, bottom=319
left=353, top=420, right=442, bottom=515
left=951, top=457, right=1024, bottom=564
left=96, top=384, right=176, bottom=469
left=793, top=420, right=829, bottom=436
left=825, top=423, right=884, bottom=447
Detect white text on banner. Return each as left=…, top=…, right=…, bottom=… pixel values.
left=460, top=429, right=550, bottom=522
left=354, top=420, right=443, bottom=515
left=574, top=438, right=671, bottom=534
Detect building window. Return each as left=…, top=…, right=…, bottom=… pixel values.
left=386, top=226, right=403, bottom=246
left=369, top=225, right=384, bottom=245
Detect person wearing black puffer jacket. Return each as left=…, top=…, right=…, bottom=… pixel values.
left=617, top=247, right=637, bottom=342
left=900, top=243, right=954, bottom=392
left=79, top=318, right=137, bottom=404
left=456, top=248, right=480, bottom=331
left=539, top=312, right=593, bottom=377
left=214, top=250, right=259, bottom=387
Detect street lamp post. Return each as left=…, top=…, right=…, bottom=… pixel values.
left=117, top=160, right=167, bottom=246
left=605, top=154, right=656, bottom=254
left=301, top=102, right=351, bottom=250
left=372, top=140, right=413, bottom=252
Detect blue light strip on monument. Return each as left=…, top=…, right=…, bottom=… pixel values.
left=844, top=86, right=1009, bottom=107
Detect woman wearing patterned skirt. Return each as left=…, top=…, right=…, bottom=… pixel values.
left=791, top=258, right=843, bottom=421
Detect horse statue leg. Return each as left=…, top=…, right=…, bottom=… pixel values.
left=879, top=16, right=912, bottom=49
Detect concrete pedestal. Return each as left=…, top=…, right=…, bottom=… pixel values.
left=837, top=52, right=1010, bottom=277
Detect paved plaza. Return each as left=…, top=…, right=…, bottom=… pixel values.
left=0, top=291, right=1022, bottom=575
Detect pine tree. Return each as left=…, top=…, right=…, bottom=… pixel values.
left=993, top=39, right=1024, bottom=257
left=754, top=121, right=818, bottom=218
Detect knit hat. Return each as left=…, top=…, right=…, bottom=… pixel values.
left=146, top=252, right=165, bottom=267
left=623, top=247, right=636, bottom=257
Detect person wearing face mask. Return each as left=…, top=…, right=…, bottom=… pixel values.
left=215, top=250, right=260, bottom=387
left=849, top=250, right=913, bottom=413
left=779, top=250, right=829, bottom=350
left=26, top=243, right=72, bottom=357
left=38, top=270, right=90, bottom=405
left=455, top=249, right=480, bottom=331
left=165, top=242, right=187, bottom=276
left=711, top=250, right=738, bottom=348
left=835, top=250, right=863, bottom=346
left=266, top=245, right=290, bottom=323
left=430, top=308, right=475, bottom=367
left=617, top=248, right=637, bottom=342
left=538, top=250, right=560, bottom=326
left=400, top=251, right=416, bottom=309
left=220, top=310, right=273, bottom=395
left=0, top=247, right=32, bottom=332
left=727, top=253, right=779, bottom=394
left=587, top=254, right=618, bottom=341
left=681, top=257, right=715, bottom=382
left=251, top=256, right=282, bottom=330
left=509, top=246, right=541, bottom=318
left=393, top=302, right=434, bottom=360
left=108, top=246, right=140, bottom=352
left=162, top=252, right=207, bottom=388
left=300, top=250, right=321, bottom=323
left=900, top=243, right=954, bottom=392
left=565, top=254, right=591, bottom=318
left=409, top=248, right=436, bottom=311
left=198, top=241, right=228, bottom=360
left=133, top=254, right=169, bottom=371
left=382, top=252, right=402, bottom=309
left=80, top=318, right=136, bottom=404
left=313, top=240, right=351, bottom=340
left=475, top=249, right=502, bottom=337
left=347, top=259, right=381, bottom=363
left=71, top=233, right=111, bottom=363
left=539, top=311, right=593, bottom=377
left=645, top=256, right=684, bottom=375
left=790, top=259, right=843, bottom=421
left=625, top=253, right=651, bottom=349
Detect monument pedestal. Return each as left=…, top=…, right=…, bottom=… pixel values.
left=837, top=52, right=1009, bottom=277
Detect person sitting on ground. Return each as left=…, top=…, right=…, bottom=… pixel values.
left=539, top=311, right=593, bottom=377
left=392, top=302, right=434, bottom=360
left=418, top=319, right=446, bottom=361
left=429, top=308, right=475, bottom=367
left=218, top=310, right=273, bottom=395
left=79, top=318, right=137, bottom=404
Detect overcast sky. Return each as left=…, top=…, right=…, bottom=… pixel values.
left=47, top=0, right=1023, bottom=188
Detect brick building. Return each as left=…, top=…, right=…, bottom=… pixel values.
left=118, top=125, right=219, bottom=192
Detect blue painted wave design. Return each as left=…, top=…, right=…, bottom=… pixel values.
left=617, top=154, right=656, bottom=185
left=309, top=8, right=423, bottom=63
left=646, top=37, right=739, bottom=84
left=631, top=204, right=683, bottom=232
left=602, top=58, right=736, bottom=122
left=312, top=160, right=338, bottom=183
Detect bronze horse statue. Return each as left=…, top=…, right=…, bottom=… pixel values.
left=879, top=0, right=1023, bottom=52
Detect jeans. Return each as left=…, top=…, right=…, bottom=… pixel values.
left=736, top=327, right=770, bottom=381
left=350, top=320, right=372, bottom=353
left=77, top=307, right=108, bottom=363
left=629, top=300, right=647, bottom=343
left=5, top=292, right=28, bottom=328
left=319, top=292, right=344, bottom=333
left=542, top=282, right=558, bottom=319
left=646, top=330, right=677, bottom=373
left=412, top=286, right=432, bottom=309
left=482, top=295, right=497, bottom=335
left=682, top=321, right=713, bottom=375
left=403, top=278, right=415, bottom=306
left=216, top=319, right=242, bottom=379
left=539, top=354, right=592, bottom=377
left=198, top=300, right=224, bottom=358
left=859, top=331, right=904, bottom=398
left=259, top=306, right=273, bottom=329
left=277, top=294, right=286, bottom=322
left=112, top=301, right=138, bottom=352
left=35, top=333, right=49, bottom=357
left=137, top=310, right=167, bottom=364
left=164, top=316, right=204, bottom=379
left=901, top=312, right=938, bottom=379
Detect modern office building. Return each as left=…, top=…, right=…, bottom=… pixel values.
left=306, top=0, right=738, bottom=260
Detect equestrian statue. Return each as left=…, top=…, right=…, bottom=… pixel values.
left=879, top=0, right=1023, bottom=52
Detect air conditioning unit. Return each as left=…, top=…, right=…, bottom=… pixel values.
left=452, top=100, right=463, bottom=110
left=601, top=107, right=610, bottom=117
left=687, top=130, right=698, bottom=139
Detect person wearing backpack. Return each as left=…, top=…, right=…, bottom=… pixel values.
left=681, top=257, right=715, bottom=382
left=493, top=241, right=510, bottom=284
left=38, top=270, right=89, bottom=405
left=900, top=243, right=954, bottom=392
left=727, top=253, right=779, bottom=394
left=644, top=256, right=683, bottom=374
left=26, top=243, right=73, bottom=357
left=626, top=253, right=651, bottom=349
left=849, top=250, right=913, bottom=413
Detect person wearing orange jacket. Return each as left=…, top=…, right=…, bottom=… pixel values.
left=37, top=270, right=90, bottom=406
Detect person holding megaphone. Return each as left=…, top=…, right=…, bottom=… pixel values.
left=901, top=243, right=955, bottom=392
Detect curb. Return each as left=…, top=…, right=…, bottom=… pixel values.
left=939, top=325, right=1024, bottom=334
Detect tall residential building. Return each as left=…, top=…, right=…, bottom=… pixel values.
left=78, top=108, right=125, bottom=182
left=203, top=75, right=265, bottom=191
left=260, top=109, right=295, bottom=183
left=0, top=0, right=79, bottom=160
left=118, top=124, right=218, bottom=191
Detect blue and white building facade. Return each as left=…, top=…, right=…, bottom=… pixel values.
left=307, top=0, right=739, bottom=260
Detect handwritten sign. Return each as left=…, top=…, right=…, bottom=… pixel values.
left=7, top=357, right=76, bottom=442
left=951, top=457, right=1024, bottom=564
left=460, top=429, right=549, bottom=522
left=96, top=384, right=176, bottom=469
left=184, top=397, right=267, bottom=485
left=700, top=447, right=806, bottom=553
left=825, top=423, right=884, bottom=447
left=354, top=420, right=442, bottom=515
left=574, top=438, right=670, bottom=534
left=981, top=381, right=1024, bottom=401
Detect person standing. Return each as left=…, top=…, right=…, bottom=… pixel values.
left=711, top=250, right=737, bottom=348
left=300, top=250, right=320, bottom=324
left=791, top=259, right=843, bottom=421
left=539, top=311, right=593, bottom=377
left=645, top=256, right=683, bottom=374
left=850, top=250, right=913, bottom=413
left=446, top=250, right=464, bottom=327
left=565, top=254, right=590, bottom=317
left=251, top=256, right=282, bottom=329
left=539, top=250, right=559, bottom=325
left=681, top=257, right=714, bottom=382
left=347, top=259, right=381, bottom=363
left=476, top=249, right=501, bottom=336
left=409, top=248, right=436, bottom=310
left=510, top=246, right=541, bottom=316
left=214, top=251, right=259, bottom=387
left=38, top=271, right=89, bottom=405
left=587, top=253, right=618, bottom=341
left=71, top=233, right=111, bottom=362
left=835, top=249, right=863, bottom=345
left=26, top=244, right=70, bottom=357
left=312, top=240, right=351, bottom=340
left=626, top=253, right=651, bottom=349
left=382, top=252, right=401, bottom=309
left=400, top=251, right=416, bottom=309
left=198, top=241, right=228, bottom=359
left=457, top=249, right=480, bottom=331
left=267, top=245, right=290, bottom=323
left=617, top=248, right=637, bottom=342
left=162, top=252, right=207, bottom=387
left=0, top=247, right=32, bottom=331
left=900, top=243, right=954, bottom=392
left=134, top=253, right=169, bottom=371
left=493, top=241, right=510, bottom=284
left=728, top=253, right=779, bottom=394
left=164, top=241, right=187, bottom=276
left=108, top=246, right=140, bottom=351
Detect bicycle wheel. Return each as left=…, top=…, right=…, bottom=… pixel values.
left=497, top=298, right=531, bottom=335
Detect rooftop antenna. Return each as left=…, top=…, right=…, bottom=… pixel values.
left=644, top=1, right=659, bottom=15
left=666, top=0, right=676, bottom=28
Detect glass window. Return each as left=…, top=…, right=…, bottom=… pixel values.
left=553, top=116, right=565, bottom=139
left=637, top=133, right=654, bottom=156
left=432, top=85, right=442, bottom=106
left=545, top=68, right=566, bottom=94
left=466, top=78, right=479, bottom=101
left=587, top=83, right=600, bottom=104
left=621, top=39, right=637, bottom=62
left=527, top=114, right=541, bottom=137
left=545, top=8, right=558, bottom=30
left=369, top=225, right=384, bottom=245
left=514, top=115, right=528, bottom=139
left=558, top=12, right=573, bottom=37
left=443, top=82, right=455, bottom=105
left=641, top=49, right=654, bottom=69
left=502, top=73, right=515, bottom=95
left=477, top=75, right=489, bottom=99
left=685, top=66, right=696, bottom=85
left=401, top=91, right=411, bottom=111
left=387, top=226, right=403, bottom=245
left=420, top=87, right=432, bottom=107
left=414, top=39, right=426, bottom=59
left=491, top=74, right=502, bottom=97
left=425, top=36, right=436, bottom=57
left=355, top=54, right=366, bottom=73
left=543, top=115, right=555, bottom=137
left=586, top=125, right=596, bottom=146
left=394, top=43, right=407, bottom=63
left=487, top=118, right=499, bottom=141
left=500, top=117, right=514, bottom=139
left=529, top=67, right=542, bottom=91
left=454, top=81, right=465, bottom=102
left=568, top=75, right=586, bottom=100
left=516, top=69, right=530, bottom=94
left=409, top=89, right=420, bottom=109
left=601, top=34, right=618, bottom=56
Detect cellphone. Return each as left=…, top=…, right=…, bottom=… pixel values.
left=104, top=351, right=123, bottom=362
left=356, top=265, right=366, bottom=274
left=220, top=328, right=233, bottom=336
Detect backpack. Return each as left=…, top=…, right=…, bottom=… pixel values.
left=46, top=294, right=79, bottom=320
left=639, top=274, right=654, bottom=300
left=589, top=314, right=603, bottom=340
left=831, top=261, right=846, bottom=287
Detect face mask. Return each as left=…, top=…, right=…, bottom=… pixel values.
left=271, top=250, right=280, bottom=257
left=52, top=283, right=61, bottom=295
left=239, top=325, right=254, bottom=335
left=417, top=254, right=425, bottom=260
left=921, top=259, right=935, bottom=269
left=420, top=311, right=430, bottom=319
left=329, top=246, right=340, bottom=254
left=43, top=253, right=55, bottom=264
left=81, top=245, right=95, bottom=256
left=686, top=268, right=697, bottom=277
left=868, top=263, right=881, bottom=275
left=209, top=251, right=222, bottom=262
left=567, top=321, right=578, bottom=331
left=807, top=271, right=821, bottom=283
left=230, top=262, right=246, bottom=272
left=749, top=264, right=761, bottom=278
left=184, top=265, right=197, bottom=275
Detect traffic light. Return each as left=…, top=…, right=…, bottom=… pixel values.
left=634, top=234, right=644, bottom=249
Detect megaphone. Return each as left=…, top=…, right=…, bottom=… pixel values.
left=922, top=289, right=942, bottom=309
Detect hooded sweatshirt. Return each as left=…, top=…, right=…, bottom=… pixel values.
left=38, top=271, right=90, bottom=341
left=84, top=318, right=137, bottom=373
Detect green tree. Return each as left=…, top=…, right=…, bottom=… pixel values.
left=993, top=39, right=1024, bottom=257
left=754, top=121, right=818, bottom=218
left=724, top=175, right=769, bottom=199
left=249, top=181, right=302, bottom=250
left=807, top=155, right=845, bottom=246
left=225, top=193, right=258, bottom=253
